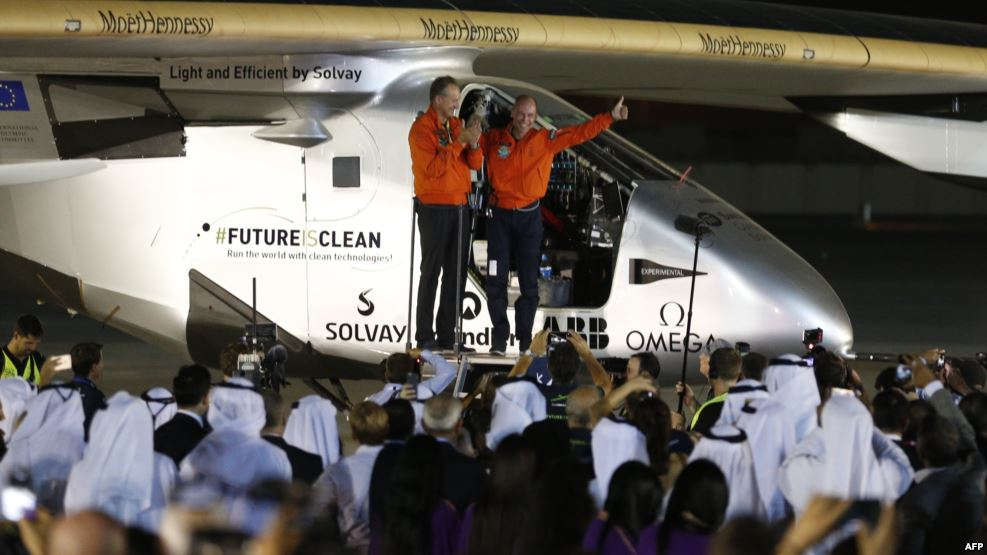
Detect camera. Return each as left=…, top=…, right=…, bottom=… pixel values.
left=238, top=323, right=288, bottom=393
left=895, top=364, right=913, bottom=385
left=236, top=351, right=263, bottom=377
left=735, top=342, right=750, bottom=356
left=245, top=323, right=277, bottom=343
left=547, top=331, right=569, bottom=352
left=803, top=328, right=823, bottom=348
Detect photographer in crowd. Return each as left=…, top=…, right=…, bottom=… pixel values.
left=366, top=349, right=457, bottom=434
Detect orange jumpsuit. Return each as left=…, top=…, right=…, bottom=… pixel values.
left=479, top=113, right=613, bottom=209
left=409, top=106, right=483, bottom=205
left=478, top=112, right=613, bottom=352
left=407, top=105, right=483, bottom=348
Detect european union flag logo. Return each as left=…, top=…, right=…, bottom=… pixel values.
left=0, top=81, right=29, bottom=111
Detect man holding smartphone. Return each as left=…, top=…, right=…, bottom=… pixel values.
left=366, top=349, right=458, bottom=434
left=509, top=329, right=614, bottom=419
left=1, top=314, right=56, bottom=386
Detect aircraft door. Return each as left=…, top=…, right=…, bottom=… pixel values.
left=303, top=110, right=408, bottom=358
left=184, top=125, right=310, bottom=366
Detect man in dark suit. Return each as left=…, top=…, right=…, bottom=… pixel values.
left=873, top=389, right=922, bottom=470
left=69, top=342, right=107, bottom=440
left=895, top=353, right=987, bottom=555
left=368, top=398, right=416, bottom=532
left=261, top=391, right=323, bottom=485
left=423, top=396, right=485, bottom=512
left=897, top=415, right=986, bottom=555
left=154, top=364, right=211, bottom=465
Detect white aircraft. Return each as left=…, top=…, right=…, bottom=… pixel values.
left=0, top=1, right=981, bottom=389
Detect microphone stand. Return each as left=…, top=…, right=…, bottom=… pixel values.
left=677, top=224, right=709, bottom=413
left=405, top=198, right=418, bottom=351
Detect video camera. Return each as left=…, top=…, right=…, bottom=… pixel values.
left=237, top=322, right=289, bottom=393
left=735, top=342, right=751, bottom=356
left=803, top=328, right=823, bottom=349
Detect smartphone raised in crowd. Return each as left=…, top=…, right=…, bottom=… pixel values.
left=1, top=486, right=36, bottom=521
left=836, top=499, right=882, bottom=530
left=50, top=354, right=72, bottom=372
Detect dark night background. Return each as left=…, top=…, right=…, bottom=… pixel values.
left=759, top=1, right=986, bottom=25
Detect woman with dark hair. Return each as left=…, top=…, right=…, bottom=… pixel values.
left=626, top=395, right=692, bottom=493
left=518, top=456, right=596, bottom=555
left=636, top=459, right=728, bottom=555
left=456, top=434, right=537, bottom=555
left=374, top=435, right=459, bottom=555
left=582, top=461, right=662, bottom=554
left=461, top=373, right=510, bottom=463
left=626, top=396, right=671, bottom=474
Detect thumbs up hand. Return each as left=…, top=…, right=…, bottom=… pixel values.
left=611, top=96, right=629, bottom=121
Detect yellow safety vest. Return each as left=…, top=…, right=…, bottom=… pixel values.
left=1, top=350, right=40, bottom=385
left=690, top=392, right=728, bottom=430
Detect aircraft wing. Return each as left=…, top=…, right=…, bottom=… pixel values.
left=2, top=0, right=987, bottom=176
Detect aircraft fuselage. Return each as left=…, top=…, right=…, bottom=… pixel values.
left=0, top=49, right=853, bottom=382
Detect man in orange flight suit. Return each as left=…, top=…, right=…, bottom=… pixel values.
left=479, top=95, right=629, bottom=355
left=408, top=76, right=483, bottom=350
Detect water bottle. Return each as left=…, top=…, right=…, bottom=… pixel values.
left=539, top=254, right=552, bottom=279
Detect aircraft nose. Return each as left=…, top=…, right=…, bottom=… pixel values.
left=799, top=286, right=855, bottom=358
left=824, top=306, right=854, bottom=358
left=624, top=182, right=854, bottom=359
left=726, top=233, right=855, bottom=358
left=714, top=245, right=855, bottom=358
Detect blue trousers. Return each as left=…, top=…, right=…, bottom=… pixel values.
left=486, top=205, right=542, bottom=351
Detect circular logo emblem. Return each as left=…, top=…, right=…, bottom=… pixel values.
left=659, top=301, right=685, bottom=327
left=462, top=292, right=482, bottom=320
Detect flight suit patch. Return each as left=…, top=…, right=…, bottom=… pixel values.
left=435, top=129, right=450, bottom=147
left=497, top=144, right=510, bottom=158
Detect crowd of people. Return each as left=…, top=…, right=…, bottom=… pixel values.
left=0, top=312, right=984, bottom=555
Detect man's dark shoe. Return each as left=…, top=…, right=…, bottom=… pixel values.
left=438, top=342, right=476, bottom=354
